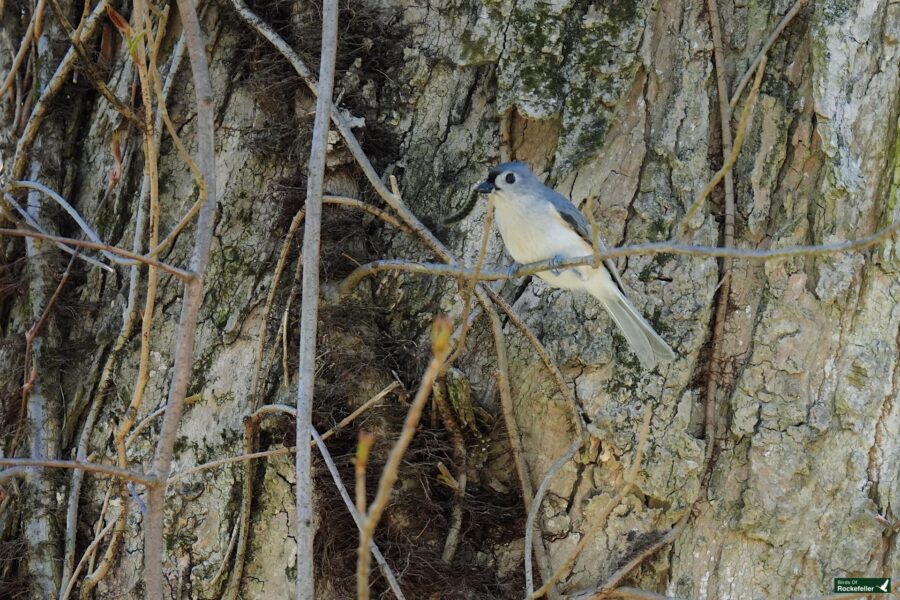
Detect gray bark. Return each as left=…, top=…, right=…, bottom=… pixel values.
left=0, top=0, right=897, bottom=598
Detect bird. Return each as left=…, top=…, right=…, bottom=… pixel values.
left=475, top=161, right=675, bottom=370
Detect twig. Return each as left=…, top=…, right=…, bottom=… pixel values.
left=676, top=57, right=768, bottom=238
left=445, top=195, right=495, bottom=368
left=729, top=0, right=808, bottom=109
left=485, top=289, right=586, bottom=435
left=205, top=521, right=240, bottom=596
left=322, top=195, right=410, bottom=233
left=144, top=0, right=220, bottom=593
left=697, top=0, right=742, bottom=511
left=0, top=10, right=36, bottom=99
left=528, top=408, right=651, bottom=599
left=11, top=256, right=73, bottom=454
left=107, top=3, right=172, bottom=588
left=321, top=381, right=401, bottom=441
left=0, top=225, right=193, bottom=279
left=524, top=438, right=583, bottom=594
left=311, top=427, right=407, bottom=600
left=9, top=0, right=110, bottom=180
left=170, top=447, right=295, bottom=483
left=4, top=193, right=115, bottom=271
left=0, top=458, right=154, bottom=485
left=62, top=35, right=188, bottom=599
left=571, top=503, right=691, bottom=600
left=60, top=519, right=116, bottom=600
left=295, top=0, right=339, bottom=596
left=432, top=381, right=467, bottom=563
left=169, top=385, right=399, bottom=483
left=487, top=305, right=557, bottom=597
left=341, top=210, right=900, bottom=292
left=45, top=0, right=143, bottom=125
left=146, top=22, right=208, bottom=260
left=354, top=432, right=375, bottom=515
left=706, top=0, right=736, bottom=253
left=250, top=207, right=305, bottom=408
left=357, top=316, right=451, bottom=600
left=221, top=413, right=261, bottom=600
left=600, top=587, right=691, bottom=600
left=7, top=180, right=140, bottom=265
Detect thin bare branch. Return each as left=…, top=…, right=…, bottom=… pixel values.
left=44, top=0, right=143, bottom=125
left=8, top=180, right=140, bottom=265
left=357, top=317, right=451, bottom=600
left=0, top=10, right=36, bottom=99
left=9, top=0, right=110, bottom=180
left=524, top=438, right=583, bottom=594
left=311, top=427, right=407, bottom=600
left=729, top=0, right=808, bottom=108
left=528, top=408, right=651, bottom=599
left=0, top=225, right=193, bottom=279
left=321, top=381, right=401, bottom=442
left=579, top=506, right=691, bottom=599
left=144, top=0, right=220, bottom=593
left=10, top=257, right=73, bottom=455
left=432, top=381, right=467, bottom=563
left=487, top=306, right=557, bottom=597
left=485, top=289, right=586, bottom=435
left=60, top=519, right=116, bottom=600
left=3, top=193, right=114, bottom=271
left=295, top=0, right=339, bottom=595
left=169, top=447, right=294, bottom=483
left=0, top=458, right=154, bottom=486
left=354, top=432, right=375, bottom=517
left=446, top=195, right=494, bottom=368
left=677, top=57, right=767, bottom=238
left=341, top=213, right=900, bottom=293
left=322, top=195, right=410, bottom=233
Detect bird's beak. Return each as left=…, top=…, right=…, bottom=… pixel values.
left=476, top=180, right=495, bottom=194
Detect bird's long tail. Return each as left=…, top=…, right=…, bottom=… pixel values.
left=588, top=275, right=676, bottom=370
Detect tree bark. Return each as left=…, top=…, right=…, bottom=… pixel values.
left=0, top=0, right=897, bottom=598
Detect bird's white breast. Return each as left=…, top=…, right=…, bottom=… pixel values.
left=492, top=192, right=591, bottom=264
left=491, top=190, right=601, bottom=292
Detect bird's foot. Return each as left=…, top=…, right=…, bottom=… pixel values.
left=506, top=262, right=521, bottom=279
left=549, top=255, right=565, bottom=276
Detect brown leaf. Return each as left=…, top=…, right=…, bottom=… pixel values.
left=106, top=7, right=132, bottom=37
left=109, top=130, right=123, bottom=185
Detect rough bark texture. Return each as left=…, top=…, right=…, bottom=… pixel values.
left=0, top=0, right=898, bottom=598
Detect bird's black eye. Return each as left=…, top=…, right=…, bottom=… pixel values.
left=505, top=173, right=516, bottom=184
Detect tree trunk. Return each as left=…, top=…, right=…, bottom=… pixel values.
left=1, top=0, right=897, bottom=598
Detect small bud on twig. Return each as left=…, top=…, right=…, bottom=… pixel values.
left=431, top=314, right=452, bottom=359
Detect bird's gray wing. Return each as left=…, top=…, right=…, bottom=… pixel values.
left=545, top=190, right=627, bottom=292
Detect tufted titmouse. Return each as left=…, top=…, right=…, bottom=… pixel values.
left=476, top=161, right=675, bottom=370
